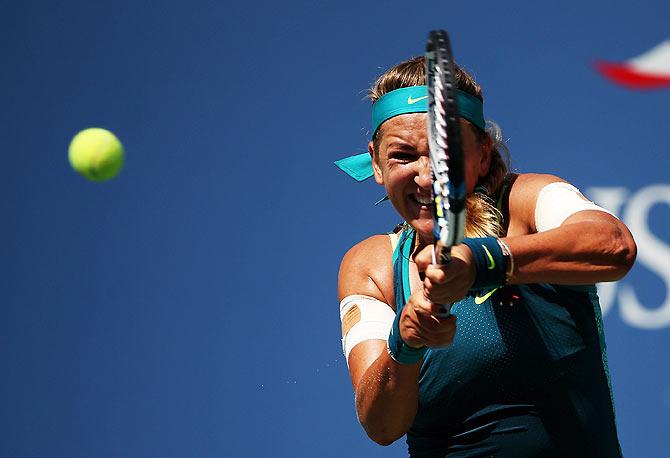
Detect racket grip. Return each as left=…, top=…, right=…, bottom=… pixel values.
left=433, top=243, right=454, bottom=317
left=436, top=304, right=453, bottom=318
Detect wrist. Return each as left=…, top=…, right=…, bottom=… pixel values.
left=387, top=309, right=427, bottom=365
left=460, top=236, right=507, bottom=290
left=496, top=238, right=515, bottom=283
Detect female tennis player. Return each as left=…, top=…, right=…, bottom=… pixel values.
left=337, top=56, right=636, bottom=457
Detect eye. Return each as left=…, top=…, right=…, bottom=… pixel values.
left=388, top=150, right=417, bottom=162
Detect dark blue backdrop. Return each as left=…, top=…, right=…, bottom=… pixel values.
left=3, top=1, right=669, bottom=456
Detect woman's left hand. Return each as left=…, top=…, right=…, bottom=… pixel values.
left=414, top=244, right=477, bottom=305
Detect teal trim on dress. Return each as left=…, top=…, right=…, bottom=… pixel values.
left=400, top=228, right=414, bottom=305
left=391, top=226, right=415, bottom=311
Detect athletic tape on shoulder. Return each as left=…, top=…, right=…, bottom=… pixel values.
left=340, top=295, right=395, bottom=364
left=534, top=182, right=617, bottom=232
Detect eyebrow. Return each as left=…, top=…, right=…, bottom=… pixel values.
left=384, top=140, right=416, bottom=150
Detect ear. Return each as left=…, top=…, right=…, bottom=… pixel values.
left=369, top=141, right=384, bottom=185
left=478, top=134, right=492, bottom=178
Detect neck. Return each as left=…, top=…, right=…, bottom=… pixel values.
left=413, top=231, right=433, bottom=254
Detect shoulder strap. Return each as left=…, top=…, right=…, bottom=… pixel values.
left=490, top=173, right=517, bottom=234
left=388, top=231, right=401, bottom=253
left=392, top=227, right=415, bottom=310
left=495, top=182, right=508, bottom=213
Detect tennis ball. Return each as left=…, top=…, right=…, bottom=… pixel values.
left=68, top=128, right=124, bottom=182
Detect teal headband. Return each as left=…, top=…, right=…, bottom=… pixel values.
left=335, top=85, right=486, bottom=182
left=372, top=85, right=485, bottom=137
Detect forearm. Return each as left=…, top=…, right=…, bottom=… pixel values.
left=505, top=217, right=636, bottom=285
left=354, top=350, right=421, bottom=445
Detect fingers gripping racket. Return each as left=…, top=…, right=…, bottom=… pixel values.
left=426, top=30, right=466, bottom=314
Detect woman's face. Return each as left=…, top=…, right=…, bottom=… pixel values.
left=370, top=113, right=491, bottom=240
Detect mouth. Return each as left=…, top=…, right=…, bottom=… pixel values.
left=412, top=194, right=433, bottom=207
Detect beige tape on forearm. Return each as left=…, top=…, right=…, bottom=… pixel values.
left=534, top=182, right=617, bottom=233
left=339, top=295, right=395, bottom=364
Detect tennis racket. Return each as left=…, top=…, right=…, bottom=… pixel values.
left=425, top=30, right=466, bottom=314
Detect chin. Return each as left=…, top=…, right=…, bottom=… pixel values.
left=408, top=218, right=435, bottom=241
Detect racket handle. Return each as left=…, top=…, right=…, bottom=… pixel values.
left=435, top=242, right=452, bottom=266
left=433, top=243, right=454, bottom=317
left=434, top=304, right=451, bottom=317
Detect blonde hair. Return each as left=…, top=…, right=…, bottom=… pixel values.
left=369, top=56, right=510, bottom=237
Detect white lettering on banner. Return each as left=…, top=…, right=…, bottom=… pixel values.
left=587, top=185, right=670, bottom=329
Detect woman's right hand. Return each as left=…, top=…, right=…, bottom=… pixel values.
left=399, top=288, right=457, bottom=348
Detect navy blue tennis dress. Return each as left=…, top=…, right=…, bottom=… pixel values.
left=392, top=227, right=623, bottom=457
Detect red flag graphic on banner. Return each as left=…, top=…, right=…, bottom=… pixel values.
left=596, top=41, right=670, bottom=89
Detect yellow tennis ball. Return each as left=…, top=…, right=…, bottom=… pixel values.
left=68, top=128, right=124, bottom=182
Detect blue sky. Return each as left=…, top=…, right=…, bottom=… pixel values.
left=3, top=1, right=670, bottom=456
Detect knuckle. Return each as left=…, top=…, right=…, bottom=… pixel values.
left=429, top=303, right=445, bottom=315
left=435, top=269, right=448, bottom=284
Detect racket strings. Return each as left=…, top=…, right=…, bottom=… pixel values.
left=428, top=34, right=463, bottom=250
left=430, top=65, right=451, bottom=216
left=430, top=92, right=449, bottom=170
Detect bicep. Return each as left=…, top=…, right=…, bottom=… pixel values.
left=339, top=293, right=395, bottom=390
left=532, top=180, right=635, bottom=258
left=338, top=236, right=396, bottom=389
left=348, top=340, right=388, bottom=390
left=533, top=181, right=618, bottom=232
left=508, top=174, right=618, bottom=234
left=506, top=175, right=636, bottom=280
left=563, top=209, right=637, bottom=266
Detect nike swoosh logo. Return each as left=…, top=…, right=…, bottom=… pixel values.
left=407, top=95, right=428, bottom=105
left=474, top=287, right=499, bottom=305
left=482, top=245, right=495, bottom=270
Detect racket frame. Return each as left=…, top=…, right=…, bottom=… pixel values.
left=425, top=30, right=467, bottom=313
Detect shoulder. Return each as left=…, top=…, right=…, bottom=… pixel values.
left=506, top=173, right=568, bottom=233
left=338, top=234, right=396, bottom=308
left=508, top=173, right=567, bottom=201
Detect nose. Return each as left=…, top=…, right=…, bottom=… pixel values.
left=415, top=156, right=432, bottom=188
